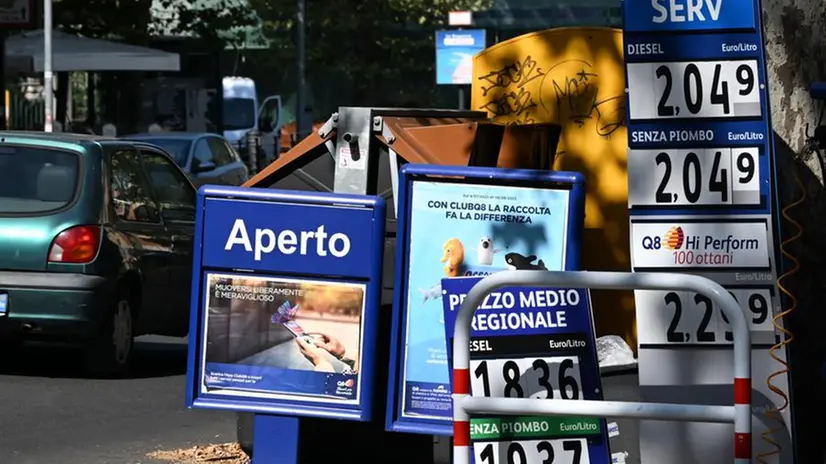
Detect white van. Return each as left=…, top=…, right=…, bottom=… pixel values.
left=222, top=76, right=283, bottom=162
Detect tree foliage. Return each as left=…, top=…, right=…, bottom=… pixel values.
left=248, top=0, right=494, bottom=104
left=55, top=0, right=259, bottom=47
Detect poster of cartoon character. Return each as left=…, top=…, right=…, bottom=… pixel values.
left=400, top=180, right=572, bottom=421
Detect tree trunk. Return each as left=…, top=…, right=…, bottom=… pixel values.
left=763, top=1, right=826, bottom=461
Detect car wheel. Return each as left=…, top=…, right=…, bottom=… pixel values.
left=85, top=289, right=134, bottom=377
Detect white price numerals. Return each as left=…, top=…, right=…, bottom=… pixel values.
left=471, top=357, right=581, bottom=400
left=628, top=147, right=760, bottom=207
left=637, top=289, right=773, bottom=345
left=476, top=439, right=589, bottom=464
left=627, top=60, right=760, bottom=120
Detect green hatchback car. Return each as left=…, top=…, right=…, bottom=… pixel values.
left=0, top=132, right=196, bottom=375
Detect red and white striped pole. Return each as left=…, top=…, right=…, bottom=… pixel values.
left=733, top=377, right=751, bottom=463
left=452, top=366, right=471, bottom=464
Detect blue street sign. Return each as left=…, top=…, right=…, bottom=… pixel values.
left=384, top=164, right=586, bottom=436
left=186, top=186, right=386, bottom=422
left=435, top=29, right=486, bottom=85
left=441, top=277, right=610, bottom=464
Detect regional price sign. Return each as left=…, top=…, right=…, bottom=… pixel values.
left=441, top=276, right=610, bottom=464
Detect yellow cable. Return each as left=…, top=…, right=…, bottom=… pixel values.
left=756, top=161, right=805, bottom=462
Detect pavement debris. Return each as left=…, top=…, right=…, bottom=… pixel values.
left=147, top=442, right=250, bottom=463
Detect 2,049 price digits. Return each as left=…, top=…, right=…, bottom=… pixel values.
left=627, top=147, right=761, bottom=207
left=476, top=438, right=589, bottom=464
left=627, top=60, right=761, bottom=120
left=471, top=357, right=581, bottom=400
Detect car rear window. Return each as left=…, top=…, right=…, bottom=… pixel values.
left=0, top=146, right=79, bottom=214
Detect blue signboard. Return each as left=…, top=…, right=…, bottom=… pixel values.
left=435, top=29, right=486, bottom=85
left=441, top=277, right=610, bottom=464
left=623, top=0, right=776, bottom=217
left=623, top=0, right=756, bottom=32
left=624, top=0, right=792, bottom=461
left=385, top=164, right=586, bottom=435
left=186, top=186, right=386, bottom=421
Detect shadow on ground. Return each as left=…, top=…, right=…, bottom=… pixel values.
left=0, top=338, right=188, bottom=380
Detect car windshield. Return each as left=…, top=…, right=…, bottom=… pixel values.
left=138, top=138, right=191, bottom=167
left=223, top=98, right=257, bottom=131
left=0, top=146, right=79, bottom=214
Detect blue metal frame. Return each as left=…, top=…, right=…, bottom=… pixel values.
left=384, top=164, right=587, bottom=435
left=185, top=185, right=386, bottom=422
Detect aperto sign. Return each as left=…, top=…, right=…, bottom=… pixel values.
left=186, top=186, right=386, bottom=422
left=200, top=197, right=377, bottom=278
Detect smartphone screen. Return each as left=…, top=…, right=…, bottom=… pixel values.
left=283, top=320, right=305, bottom=337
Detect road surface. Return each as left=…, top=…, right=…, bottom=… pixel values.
left=0, top=336, right=237, bottom=464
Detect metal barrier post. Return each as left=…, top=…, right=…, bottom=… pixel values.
left=451, top=270, right=752, bottom=464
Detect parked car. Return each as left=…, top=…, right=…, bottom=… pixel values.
left=122, top=132, right=249, bottom=186
left=0, top=132, right=197, bottom=375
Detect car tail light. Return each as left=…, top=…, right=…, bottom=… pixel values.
left=48, top=225, right=102, bottom=264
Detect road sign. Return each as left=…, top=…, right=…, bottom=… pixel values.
left=0, top=0, right=33, bottom=27
left=449, top=11, right=473, bottom=26
left=435, top=29, right=486, bottom=85
left=623, top=0, right=793, bottom=461
left=441, top=277, right=611, bottom=464
left=186, top=186, right=386, bottom=422
left=384, top=164, right=586, bottom=436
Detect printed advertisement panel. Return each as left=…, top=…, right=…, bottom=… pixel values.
left=399, top=180, right=571, bottom=422
left=440, top=277, right=610, bottom=464
left=631, top=219, right=771, bottom=269
left=200, top=273, right=366, bottom=404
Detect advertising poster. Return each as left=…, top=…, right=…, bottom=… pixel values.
left=400, top=180, right=571, bottom=422
left=201, top=273, right=366, bottom=403
left=435, top=29, right=486, bottom=85
left=440, top=276, right=610, bottom=464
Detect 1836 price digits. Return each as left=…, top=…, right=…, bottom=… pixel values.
left=471, top=357, right=582, bottom=400
left=476, top=439, right=589, bottom=464
left=628, top=60, right=760, bottom=120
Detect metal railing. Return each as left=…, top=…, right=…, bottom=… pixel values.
left=451, top=270, right=752, bottom=464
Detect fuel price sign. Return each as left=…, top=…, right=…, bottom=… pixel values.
left=627, top=60, right=761, bottom=120
left=440, top=277, right=611, bottom=464
left=628, top=147, right=762, bottom=207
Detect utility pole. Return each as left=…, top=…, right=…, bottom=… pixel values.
left=43, top=0, right=54, bottom=132
left=295, top=0, right=307, bottom=140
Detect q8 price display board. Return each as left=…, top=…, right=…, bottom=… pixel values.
left=623, top=0, right=793, bottom=462
left=441, top=276, right=610, bottom=464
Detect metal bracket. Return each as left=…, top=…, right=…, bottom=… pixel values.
left=317, top=112, right=339, bottom=139
left=372, top=116, right=395, bottom=144
left=451, top=270, right=753, bottom=464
